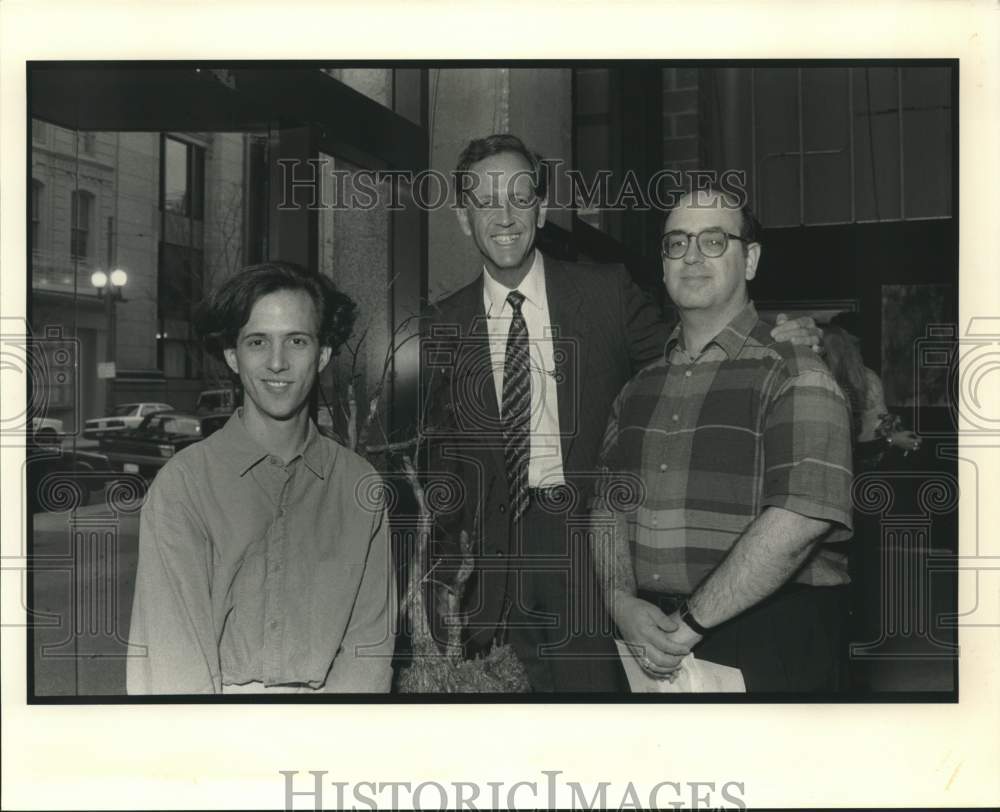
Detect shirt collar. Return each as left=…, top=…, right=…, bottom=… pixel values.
left=665, top=301, right=759, bottom=360
left=482, top=250, right=546, bottom=317
left=216, top=409, right=328, bottom=479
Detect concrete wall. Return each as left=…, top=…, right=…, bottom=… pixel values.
left=318, top=157, right=391, bottom=437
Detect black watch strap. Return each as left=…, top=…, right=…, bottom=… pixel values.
left=679, top=600, right=709, bottom=635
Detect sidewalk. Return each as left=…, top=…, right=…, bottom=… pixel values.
left=31, top=495, right=141, bottom=696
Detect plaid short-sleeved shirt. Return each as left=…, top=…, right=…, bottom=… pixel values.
left=596, top=302, right=854, bottom=596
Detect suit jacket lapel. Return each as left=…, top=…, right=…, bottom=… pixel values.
left=544, top=258, right=585, bottom=467
left=460, top=277, right=506, bottom=480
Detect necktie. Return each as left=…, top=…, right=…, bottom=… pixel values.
left=501, top=290, right=531, bottom=522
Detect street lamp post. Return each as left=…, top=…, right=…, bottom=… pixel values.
left=91, top=268, right=128, bottom=413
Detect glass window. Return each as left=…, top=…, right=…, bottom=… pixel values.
left=70, top=190, right=92, bottom=260
left=196, top=390, right=229, bottom=412
left=159, top=416, right=200, bottom=435
left=190, top=144, right=205, bottom=220
left=743, top=66, right=952, bottom=227
left=162, top=136, right=189, bottom=215
left=158, top=134, right=211, bottom=379
left=572, top=67, right=624, bottom=241
left=162, top=136, right=205, bottom=220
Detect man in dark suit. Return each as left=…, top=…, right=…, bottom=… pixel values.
left=422, top=134, right=815, bottom=692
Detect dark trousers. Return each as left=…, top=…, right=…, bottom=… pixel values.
left=639, top=584, right=850, bottom=693
left=498, top=490, right=627, bottom=693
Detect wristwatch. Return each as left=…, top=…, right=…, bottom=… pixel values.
left=678, top=600, right=709, bottom=636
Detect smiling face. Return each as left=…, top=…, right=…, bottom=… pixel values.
left=455, top=150, right=547, bottom=287
left=662, top=190, right=761, bottom=319
left=223, top=288, right=332, bottom=431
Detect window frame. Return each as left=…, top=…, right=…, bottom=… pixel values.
left=69, top=188, right=93, bottom=261
left=159, top=134, right=206, bottom=220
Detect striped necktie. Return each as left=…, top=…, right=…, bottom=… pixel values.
left=501, top=289, right=531, bottom=522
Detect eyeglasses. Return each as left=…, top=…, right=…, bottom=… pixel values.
left=661, top=228, right=745, bottom=259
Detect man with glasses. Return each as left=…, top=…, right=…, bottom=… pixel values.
left=592, top=188, right=854, bottom=693
left=424, top=135, right=821, bottom=693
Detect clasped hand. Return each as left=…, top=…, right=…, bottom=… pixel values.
left=615, top=594, right=703, bottom=679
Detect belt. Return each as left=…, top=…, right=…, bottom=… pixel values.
left=636, top=591, right=685, bottom=616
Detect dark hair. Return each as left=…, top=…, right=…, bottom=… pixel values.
left=454, top=133, right=549, bottom=204
left=195, top=261, right=357, bottom=361
left=829, top=310, right=862, bottom=339
left=822, top=324, right=868, bottom=439
left=666, top=185, right=761, bottom=249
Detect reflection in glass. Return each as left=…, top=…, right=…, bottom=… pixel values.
left=162, top=136, right=188, bottom=215
left=29, top=122, right=268, bottom=696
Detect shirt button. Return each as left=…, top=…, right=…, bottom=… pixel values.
left=672, top=414, right=679, bottom=422
left=652, top=573, right=661, bottom=580
left=659, top=463, right=668, bottom=472
left=498, top=504, right=506, bottom=514
left=685, top=370, right=692, bottom=378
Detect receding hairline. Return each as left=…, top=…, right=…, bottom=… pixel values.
left=663, top=189, right=745, bottom=231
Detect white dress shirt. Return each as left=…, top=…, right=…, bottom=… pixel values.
left=482, top=251, right=565, bottom=487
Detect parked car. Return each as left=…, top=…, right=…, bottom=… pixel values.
left=83, top=402, right=175, bottom=439
left=195, top=387, right=237, bottom=415
left=31, top=416, right=65, bottom=443
left=26, top=439, right=117, bottom=513
left=99, top=411, right=229, bottom=479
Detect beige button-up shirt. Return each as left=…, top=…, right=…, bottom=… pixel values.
left=127, top=411, right=396, bottom=694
